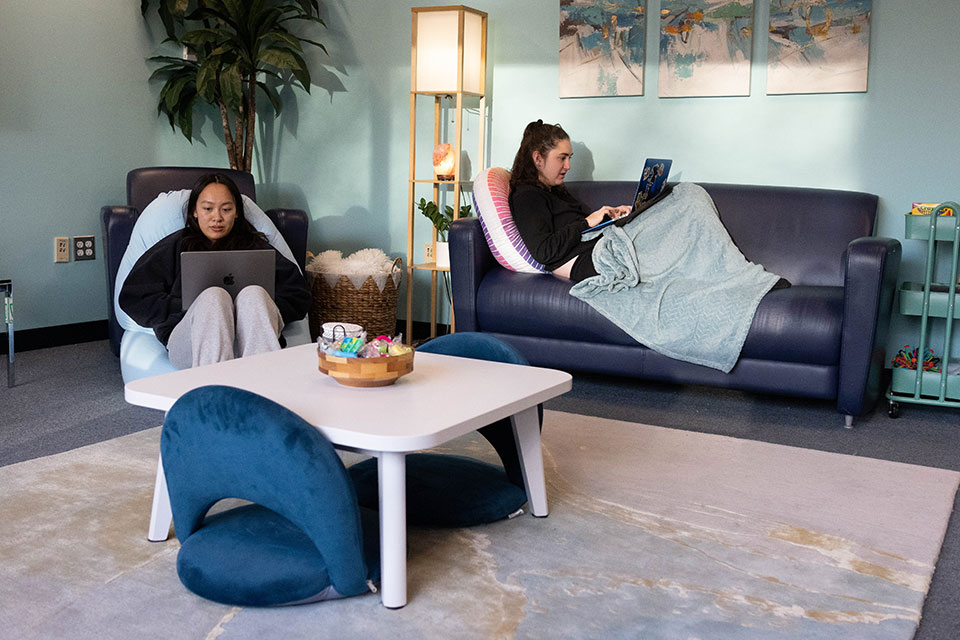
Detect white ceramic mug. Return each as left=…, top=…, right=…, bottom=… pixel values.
left=321, top=322, right=363, bottom=341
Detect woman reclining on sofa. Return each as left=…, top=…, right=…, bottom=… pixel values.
left=505, top=119, right=789, bottom=373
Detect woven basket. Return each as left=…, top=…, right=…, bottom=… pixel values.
left=309, top=257, right=402, bottom=340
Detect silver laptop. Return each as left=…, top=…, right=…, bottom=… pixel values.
left=180, top=250, right=275, bottom=308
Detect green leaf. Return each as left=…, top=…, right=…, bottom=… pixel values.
left=176, top=93, right=196, bottom=141
left=417, top=198, right=453, bottom=240
left=147, top=54, right=194, bottom=65
left=251, top=4, right=282, bottom=36
left=209, top=42, right=238, bottom=57
left=297, top=37, right=327, bottom=55
left=180, top=28, right=222, bottom=47
left=220, top=64, right=243, bottom=113
left=258, top=47, right=299, bottom=70
left=196, top=57, right=220, bottom=103
left=149, top=63, right=188, bottom=81
left=159, top=7, right=178, bottom=41
left=187, top=6, right=238, bottom=31
left=220, top=0, right=243, bottom=21
left=280, top=15, right=325, bottom=27
left=163, top=75, right=190, bottom=111
left=261, top=31, right=303, bottom=53
left=288, top=50, right=310, bottom=89
left=157, top=83, right=172, bottom=117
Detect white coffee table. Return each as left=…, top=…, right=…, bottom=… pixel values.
left=124, top=343, right=572, bottom=608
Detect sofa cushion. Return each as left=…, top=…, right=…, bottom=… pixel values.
left=473, top=168, right=547, bottom=274
left=740, top=286, right=843, bottom=365
left=477, top=270, right=637, bottom=346
left=476, top=272, right=843, bottom=366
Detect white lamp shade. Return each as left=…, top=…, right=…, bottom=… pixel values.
left=414, top=8, right=484, bottom=94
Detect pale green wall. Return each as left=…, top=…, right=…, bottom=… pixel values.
left=0, top=0, right=158, bottom=330
left=2, top=0, right=959, bottom=360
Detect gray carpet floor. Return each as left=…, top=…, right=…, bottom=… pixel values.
left=1, top=340, right=957, bottom=638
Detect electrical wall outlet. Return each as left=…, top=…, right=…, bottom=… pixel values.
left=54, top=237, right=69, bottom=263
left=73, top=236, right=96, bottom=261
left=424, top=243, right=434, bottom=261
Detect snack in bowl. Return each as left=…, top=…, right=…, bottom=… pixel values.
left=317, top=334, right=414, bottom=387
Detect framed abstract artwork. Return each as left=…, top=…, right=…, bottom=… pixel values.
left=658, top=0, right=755, bottom=98
left=559, top=0, right=646, bottom=98
left=767, top=0, right=872, bottom=95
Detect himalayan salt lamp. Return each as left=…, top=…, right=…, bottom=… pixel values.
left=433, top=143, right=455, bottom=181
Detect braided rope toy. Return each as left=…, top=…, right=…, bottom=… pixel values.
left=891, top=345, right=941, bottom=372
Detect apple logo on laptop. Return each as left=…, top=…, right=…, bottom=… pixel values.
left=223, top=273, right=235, bottom=286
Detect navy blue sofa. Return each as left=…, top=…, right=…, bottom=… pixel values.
left=450, top=182, right=902, bottom=426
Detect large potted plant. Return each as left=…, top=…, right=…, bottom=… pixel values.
left=141, top=0, right=327, bottom=171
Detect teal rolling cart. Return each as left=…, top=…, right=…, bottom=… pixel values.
left=887, top=203, right=960, bottom=417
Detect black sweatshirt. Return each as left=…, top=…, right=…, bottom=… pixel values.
left=119, top=230, right=311, bottom=346
left=509, top=183, right=599, bottom=282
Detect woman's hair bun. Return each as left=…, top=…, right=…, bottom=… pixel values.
left=524, top=119, right=544, bottom=136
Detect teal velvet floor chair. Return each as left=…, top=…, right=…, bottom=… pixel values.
left=161, top=385, right=379, bottom=606
left=348, top=332, right=541, bottom=527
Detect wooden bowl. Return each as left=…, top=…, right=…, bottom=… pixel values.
left=317, top=348, right=415, bottom=387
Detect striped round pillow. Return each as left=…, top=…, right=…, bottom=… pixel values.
left=472, top=168, right=547, bottom=273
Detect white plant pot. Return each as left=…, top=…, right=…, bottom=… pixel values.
left=435, top=241, right=450, bottom=269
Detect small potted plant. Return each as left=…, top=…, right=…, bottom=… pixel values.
left=416, top=198, right=471, bottom=268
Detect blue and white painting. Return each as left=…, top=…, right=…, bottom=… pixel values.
left=559, top=0, right=646, bottom=98
left=659, top=0, right=755, bottom=97
left=767, top=0, right=871, bottom=94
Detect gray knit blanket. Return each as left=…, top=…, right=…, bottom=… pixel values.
left=571, top=182, right=780, bottom=373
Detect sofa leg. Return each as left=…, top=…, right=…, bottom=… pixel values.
left=843, top=414, right=854, bottom=429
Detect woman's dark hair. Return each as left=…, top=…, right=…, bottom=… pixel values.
left=181, top=173, right=266, bottom=251
left=509, top=119, right=570, bottom=191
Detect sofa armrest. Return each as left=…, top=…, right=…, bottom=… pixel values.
left=264, top=208, right=309, bottom=272
left=102, top=205, right=139, bottom=356
left=450, top=218, right=498, bottom=332
left=837, top=236, right=902, bottom=417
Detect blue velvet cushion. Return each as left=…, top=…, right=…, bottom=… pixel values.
left=178, top=504, right=380, bottom=606
left=347, top=333, right=539, bottom=528
left=418, top=332, right=543, bottom=488
left=162, top=385, right=378, bottom=606
left=349, top=454, right=527, bottom=528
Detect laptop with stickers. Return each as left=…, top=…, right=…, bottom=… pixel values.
left=583, top=158, right=673, bottom=234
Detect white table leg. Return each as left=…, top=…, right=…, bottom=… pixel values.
left=378, top=452, right=407, bottom=608
left=512, top=406, right=548, bottom=517
left=148, top=452, right=173, bottom=542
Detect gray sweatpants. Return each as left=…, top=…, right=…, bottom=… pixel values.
left=167, top=286, right=284, bottom=369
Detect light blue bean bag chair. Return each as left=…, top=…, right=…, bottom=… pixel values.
left=113, top=188, right=310, bottom=382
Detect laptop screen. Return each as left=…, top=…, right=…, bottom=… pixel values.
left=631, top=158, right=672, bottom=213
left=583, top=158, right=674, bottom=235
left=180, top=249, right=275, bottom=308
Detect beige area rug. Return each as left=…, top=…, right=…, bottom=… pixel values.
left=0, top=411, right=956, bottom=640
